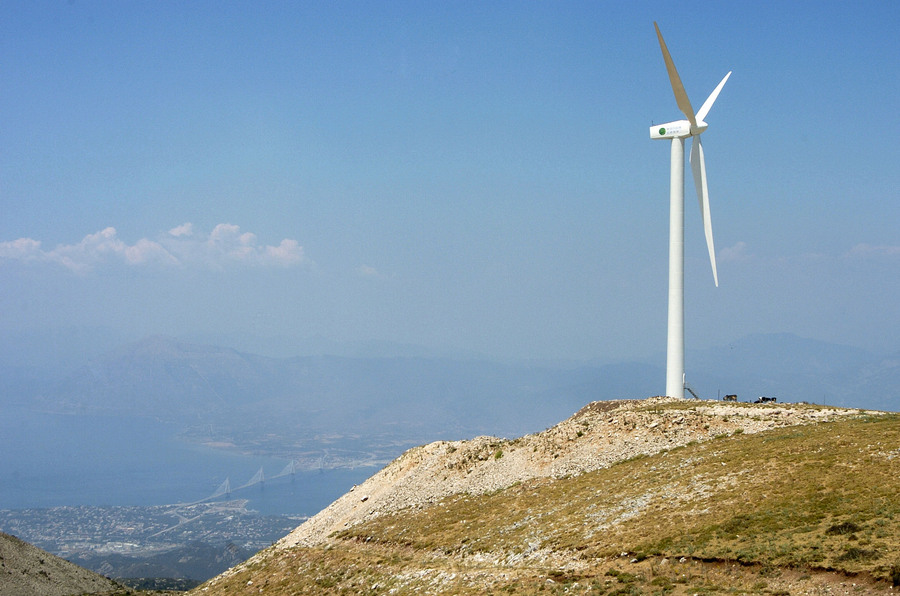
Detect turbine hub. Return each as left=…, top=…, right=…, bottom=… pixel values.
left=690, top=120, right=709, bottom=136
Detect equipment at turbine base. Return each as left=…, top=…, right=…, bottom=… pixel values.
left=683, top=382, right=700, bottom=400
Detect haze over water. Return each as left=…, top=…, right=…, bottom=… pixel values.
left=0, top=407, right=374, bottom=516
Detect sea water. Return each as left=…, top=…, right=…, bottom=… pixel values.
left=0, top=407, right=377, bottom=516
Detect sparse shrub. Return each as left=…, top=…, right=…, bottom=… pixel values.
left=890, top=563, right=900, bottom=587
left=494, top=449, right=503, bottom=460
left=605, top=569, right=638, bottom=584
left=314, top=575, right=338, bottom=588
left=825, top=521, right=862, bottom=535
left=836, top=546, right=878, bottom=562
left=608, top=585, right=640, bottom=596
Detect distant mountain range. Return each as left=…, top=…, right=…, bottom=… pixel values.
left=30, top=336, right=661, bottom=452
left=684, top=333, right=899, bottom=411
left=3, top=332, right=897, bottom=463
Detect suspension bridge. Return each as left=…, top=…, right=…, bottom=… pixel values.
left=193, top=459, right=304, bottom=504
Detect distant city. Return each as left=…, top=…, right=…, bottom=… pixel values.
left=0, top=500, right=301, bottom=581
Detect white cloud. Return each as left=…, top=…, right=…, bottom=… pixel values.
left=719, top=241, right=751, bottom=263
left=126, top=238, right=180, bottom=266
left=0, top=237, right=44, bottom=262
left=847, top=243, right=900, bottom=259
left=0, top=224, right=309, bottom=273
left=265, top=239, right=306, bottom=267
left=168, top=223, right=194, bottom=237
left=357, top=264, right=380, bottom=278
left=356, top=264, right=394, bottom=280
left=44, top=227, right=178, bottom=272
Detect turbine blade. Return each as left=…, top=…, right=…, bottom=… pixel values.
left=696, top=71, right=732, bottom=122
left=690, top=136, right=719, bottom=286
left=654, top=22, right=696, bottom=128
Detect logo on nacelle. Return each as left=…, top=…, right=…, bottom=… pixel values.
left=650, top=120, right=692, bottom=139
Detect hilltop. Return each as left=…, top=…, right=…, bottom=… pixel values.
left=194, top=397, right=900, bottom=594
left=0, top=531, right=124, bottom=596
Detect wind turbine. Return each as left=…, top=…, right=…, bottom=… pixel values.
left=650, top=22, right=731, bottom=399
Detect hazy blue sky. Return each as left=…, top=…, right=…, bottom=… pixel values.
left=1, top=1, right=898, bottom=362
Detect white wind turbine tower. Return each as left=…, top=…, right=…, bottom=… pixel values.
left=650, top=22, right=731, bottom=399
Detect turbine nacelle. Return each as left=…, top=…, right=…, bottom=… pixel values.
left=649, top=119, right=708, bottom=140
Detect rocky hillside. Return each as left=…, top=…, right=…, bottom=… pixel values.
left=0, top=531, right=124, bottom=596
left=194, top=397, right=900, bottom=594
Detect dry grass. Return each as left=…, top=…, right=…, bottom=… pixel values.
left=193, top=409, right=900, bottom=595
